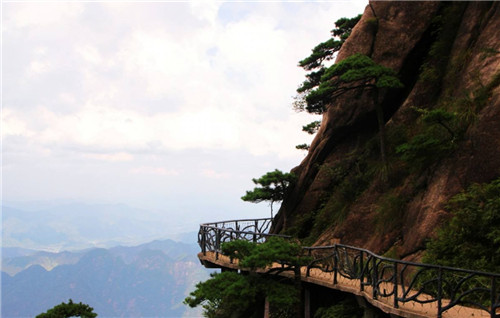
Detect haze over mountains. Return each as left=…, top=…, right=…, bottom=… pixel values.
left=2, top=202, right=204, bottom=251
left=2, top=240, right=210, bottom=317
left=2, top=202, right=212, bottom=317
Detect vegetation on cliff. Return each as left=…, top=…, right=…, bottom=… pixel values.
left=294, top=14, right=361, bottom=151
left=241, top=169, right=296, bottom=218
left=278, top=2, right=500, bottom=265
left=185, top=238, right=309, bottom=318
left=423, top=177, right=500, bottom=272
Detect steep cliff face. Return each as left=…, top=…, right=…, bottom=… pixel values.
left=275, top=1, right=500, bottom=261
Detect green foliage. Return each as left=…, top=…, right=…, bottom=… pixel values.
left=419, top=3, right=467, bottom=90
left=473, top=70, right=500, bottom=111
left=421, top=108, right=455, bottom=123
left=242, top=169, right=296, bottom=216
left=325, top=53, right=403, bottom=87
left=314, top=298, right=363, bottom=318
left=304, top=53, right=403, bottom=116
left=423, top=178, right=500, bottom=273
left=303, top=85, right=336, bottom=114
left=396, top=133, right=454, bottom=171
left=298, top=15, right=361, bottom=72
left=296, top=14, right=361, bottom=113
left=417, top=107, right=458, bottom=138
left=222, top=237, right=309, bottom=269
left=186, top=238, right=308, bottom=317
left=299, top=39, right=342, bottom=71
left=364, top=17, right=378, bottom=28
left=396, top=107, right=458, bottom=171
left=443, top=69, right=500, bottom=131
left=292, top=152, right=377, bottom=244
left=220, top=239, right=257, bottom=260
left=297, top=69, right=326, bottom=94
left=36, top=299, right=97, bottom=318
left=374, top=192, right=407, bottom=232
left=302, top=120, right=321, bottom=135
left=184, top=271, right=259, bottom=318
left=296, top=143, right=310, bottom=151
left=331, top=15, right=362, bottom=41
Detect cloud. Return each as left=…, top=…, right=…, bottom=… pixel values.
left=2, top=1, right=366, bottom=205
left=84, top=152, right=134, bottom=162
left=130, top=166, right=180, bottom=176
left=3, top=3, right=84, bottom=29
left=201, top=169, right=230, bottom=179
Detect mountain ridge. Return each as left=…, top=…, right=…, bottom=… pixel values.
left=2, top=239, right=209, bottom=318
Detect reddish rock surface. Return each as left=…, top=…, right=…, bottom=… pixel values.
left=275, top=1, right=500, bottom=260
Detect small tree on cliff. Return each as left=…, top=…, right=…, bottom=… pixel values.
left=295, top=14, right=362, bottom=109
left=241, top=169, right=296, bottom=219
left=294, top=14, right=360, bottom=151
left=306, top=53, right=403, bottom=177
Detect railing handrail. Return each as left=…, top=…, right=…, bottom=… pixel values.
left=200, top=217, right=275, bottom=225
left=200, top=219, right=500, bottom=277
left=303, top=244, right=500, bottom=278
left=198, top=218, right=500, bottom=318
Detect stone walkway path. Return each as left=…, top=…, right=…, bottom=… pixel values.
left=198, top=252, right=494, bottom=318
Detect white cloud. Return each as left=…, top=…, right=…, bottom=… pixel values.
left=130, top=166, right=180, bottom=176
left=2, top=108, right=35, bottom=137
left=189, top=0, right=221, bottom=26
left=201, top=169, right=230, bottom=179
left=84, top=152, right=134, bottom=162
left=77, top=45, right=104, bottom=65
left=2, top=1, right=365, bottom=206
left=3, top=3, right=84, bottom=29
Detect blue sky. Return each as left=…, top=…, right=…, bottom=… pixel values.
left=2, top=1, right=366, bottom=243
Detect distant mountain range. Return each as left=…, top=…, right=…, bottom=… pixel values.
left=2, top=239, right=212, bottom=317
left=2, top=203, right=202, bottom=251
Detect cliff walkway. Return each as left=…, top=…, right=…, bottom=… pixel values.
left=197, top=218, right=500, bottom=318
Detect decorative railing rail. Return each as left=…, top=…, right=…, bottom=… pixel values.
left=198, top=218, right=289, bottom=259
left=198, top=219, right=500, bottom=318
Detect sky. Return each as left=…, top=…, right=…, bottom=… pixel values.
left=1, top=1, right=366, bottom=241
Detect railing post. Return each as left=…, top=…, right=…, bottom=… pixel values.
left=491, top=276, right=497, bottom=318
left=201, top=227, right=206, bottom=255
left=393, top=262, right=398, bottom=308
left=253, top=220, right=258, bottom=243
left=372, top=257, right=378, bottom=299
left=333, top=246, right=338, bottom=285
left=437, top=267, right=443, bottom=318
left=216, top=229, right=221, bottom=260
left=359, top=250, right=364, bottom=292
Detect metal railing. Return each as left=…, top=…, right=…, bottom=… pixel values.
left=198, top=218, right=290, bottom=260
left=198, top=219, right=500, bottom=318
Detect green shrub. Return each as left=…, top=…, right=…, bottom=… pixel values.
left=396, top=132, right=455, bottom=171
left=375, top=192, right=407, bottom=233
left=423, top=178, right=500, bottom=273
left=314, top=297, right=363, bottom=318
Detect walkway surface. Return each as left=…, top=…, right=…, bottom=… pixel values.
left=199, top=251, right=494, bottom=318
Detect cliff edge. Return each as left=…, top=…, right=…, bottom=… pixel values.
left=274, top=1, right=500, bottom=262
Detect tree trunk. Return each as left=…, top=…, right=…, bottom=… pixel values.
left=374, top=90, right=388, bottom=183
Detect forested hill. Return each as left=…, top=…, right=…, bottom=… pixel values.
left=2, top=240, right=210, bottom=318
left=275, top=1, right=500, bottom=264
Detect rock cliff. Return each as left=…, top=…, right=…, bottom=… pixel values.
left=274, top=1, right=500, bottom=261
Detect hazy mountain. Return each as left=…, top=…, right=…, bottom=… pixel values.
left=2, top=239, right=211, bottom=317
left=2, top=203, right=201, bottom=251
